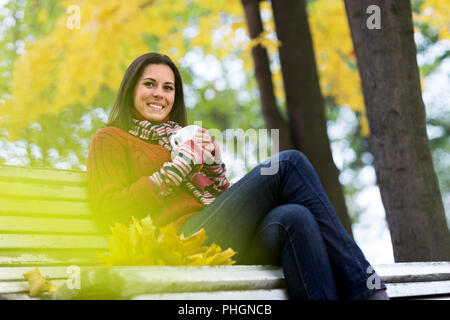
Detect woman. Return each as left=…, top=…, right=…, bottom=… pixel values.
left=87, top=52, right=388, bottom=300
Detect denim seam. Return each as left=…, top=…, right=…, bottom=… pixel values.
left=257, top=221, right=312, bottom=300
left=281, top=158, right=367, bottom=278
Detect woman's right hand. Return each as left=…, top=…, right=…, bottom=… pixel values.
left=193, top=128, right=216, bottom=164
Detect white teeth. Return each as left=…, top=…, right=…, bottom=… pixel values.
left=148, top=103, right=163, bottom=110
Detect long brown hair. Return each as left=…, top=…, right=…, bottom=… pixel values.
left=107, top=53, right=187, bottom=130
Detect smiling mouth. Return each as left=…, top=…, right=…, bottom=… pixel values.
left=147, top=103, right=165, bottom=111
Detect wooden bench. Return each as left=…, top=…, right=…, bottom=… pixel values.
left=0, top=165, right=449, bottom=300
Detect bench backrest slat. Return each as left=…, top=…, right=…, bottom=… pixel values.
left=0, top=250, right=104, bottom=266
left=0, top=198, right=91, bottom=217
left=0, top=165, right=106, bottom=267
left=0, top=215, right=100, bottom=234
left=1, top=266, right=77, bottom=281
left=0, top=166, right=87, bottom=185
left=0, top=181, right=88, bottom=201
left=0, top=234, right=108, bottom=250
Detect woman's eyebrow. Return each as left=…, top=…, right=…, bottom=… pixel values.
left=143, top=77, right=174, bottom=86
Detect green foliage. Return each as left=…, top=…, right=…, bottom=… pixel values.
left=421, top=50, right=449, bottom=77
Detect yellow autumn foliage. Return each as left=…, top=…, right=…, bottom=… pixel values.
left=1, top=0, right=246, bottom=139
left=307, top=0, right=369, bottom=135
left=1, top=0, right=447, bottom=139
left=97, top=216, right=237, bottom=266
left=414, top=0, right=449, bottom=39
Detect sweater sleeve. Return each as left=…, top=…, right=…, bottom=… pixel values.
left=87, top=129, right=166, bottom=231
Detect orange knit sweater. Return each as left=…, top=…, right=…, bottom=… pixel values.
left=87, top=126, right=205, bottom=233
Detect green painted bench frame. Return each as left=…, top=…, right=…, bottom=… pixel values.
left=0, top=165, right=449, bottom=300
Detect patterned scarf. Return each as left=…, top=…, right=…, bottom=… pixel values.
left=128, top=118, right=181, bottom=150
left=128, top=118, right=218, bottom=205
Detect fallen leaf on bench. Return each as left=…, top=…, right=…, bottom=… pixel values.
left=23, top=268, right=59, bottom=297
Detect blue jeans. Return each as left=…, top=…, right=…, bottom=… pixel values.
left=180, top=150, right=386, bottom=300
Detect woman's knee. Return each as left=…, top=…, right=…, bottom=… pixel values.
left=278, top=150, right=311, bottom=168
left=266, top=203, right=315, bottom=230
left=247, top=204, right=318, bottom=264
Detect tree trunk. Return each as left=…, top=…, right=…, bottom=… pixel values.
left=271, top=0, right=354, bottom=237
left=241, top=0, right=292, bottom=151
left=344, top=0, right=450, bottom=261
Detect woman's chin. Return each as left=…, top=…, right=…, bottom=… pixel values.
left=143, top=114, right=167, bottom=123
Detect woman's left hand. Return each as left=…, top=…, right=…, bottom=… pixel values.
left=194, top=128, right=218, bottom=164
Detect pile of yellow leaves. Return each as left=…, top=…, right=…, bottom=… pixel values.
left=97, top=216, right=236, bottom=266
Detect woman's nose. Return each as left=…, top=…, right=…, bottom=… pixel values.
left=152, top=86, right=163, bottom=98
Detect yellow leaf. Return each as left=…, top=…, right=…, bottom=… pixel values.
left=22, top=268, right=59, bottom=297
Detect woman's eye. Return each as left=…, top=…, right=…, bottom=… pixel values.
left=144, top=82, right=154, bottom=87
left=165, top=86, right=174, bottom=91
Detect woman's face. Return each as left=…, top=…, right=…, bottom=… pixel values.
left=133, top=63, right=175, bottom=123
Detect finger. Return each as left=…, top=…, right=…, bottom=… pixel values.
left=195, top=134, right=212, bottom=145
left=202, top=149, right=214, bottom=164
left=204, top=142, right=215, bottom=153
left=194, top=131, right=209, bottom=139
left=197, top=128, right=211, bottom=138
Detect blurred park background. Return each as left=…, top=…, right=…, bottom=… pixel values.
left=0, top=0, right=449, bottom=264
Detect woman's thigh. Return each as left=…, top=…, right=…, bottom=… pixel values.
left=180, top=153, right=285, bottom=260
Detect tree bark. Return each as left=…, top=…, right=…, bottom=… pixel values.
left=271, top=0, right=354, bottom=237
left=241, top=0, right=292, bottom=151
left=344, top=0, right=450, bottom=261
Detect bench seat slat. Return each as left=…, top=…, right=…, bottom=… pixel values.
left=375, top=262, right=450, bottom=283
left=1, top=264, right=450, bottom=300
left=0, top=266, right=70, bottom=281
left=0, top=166, right=86, bottom=185
left=0, top=234, right=108, bottom=249
left=0, top=250, right=105, bottom=266
left=0, top=293, right=41, bottom=300
left=93, top=265, right=286, bottom=298
left=0, top=265, right=283, bottom=281
left=375, top=262, right=450, bottom=279
left=0, top=279, right=66, bottom=294
left=420, top=295, right=450, bottom=300
left=386, top=280, right=450, bottom=298
left=108, top=265, right=285, bottom=283
left=0, top=266, right=285, bottom=298
left=0, top=215, right=101, bottom=234
left=0, top=197, right=91, bottom=217
left=132, top=289, right=289, bottom=300
left=0, top=181, right=87, bottom=201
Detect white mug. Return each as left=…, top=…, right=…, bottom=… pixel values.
left=170, top=125, right=202, bottom=160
